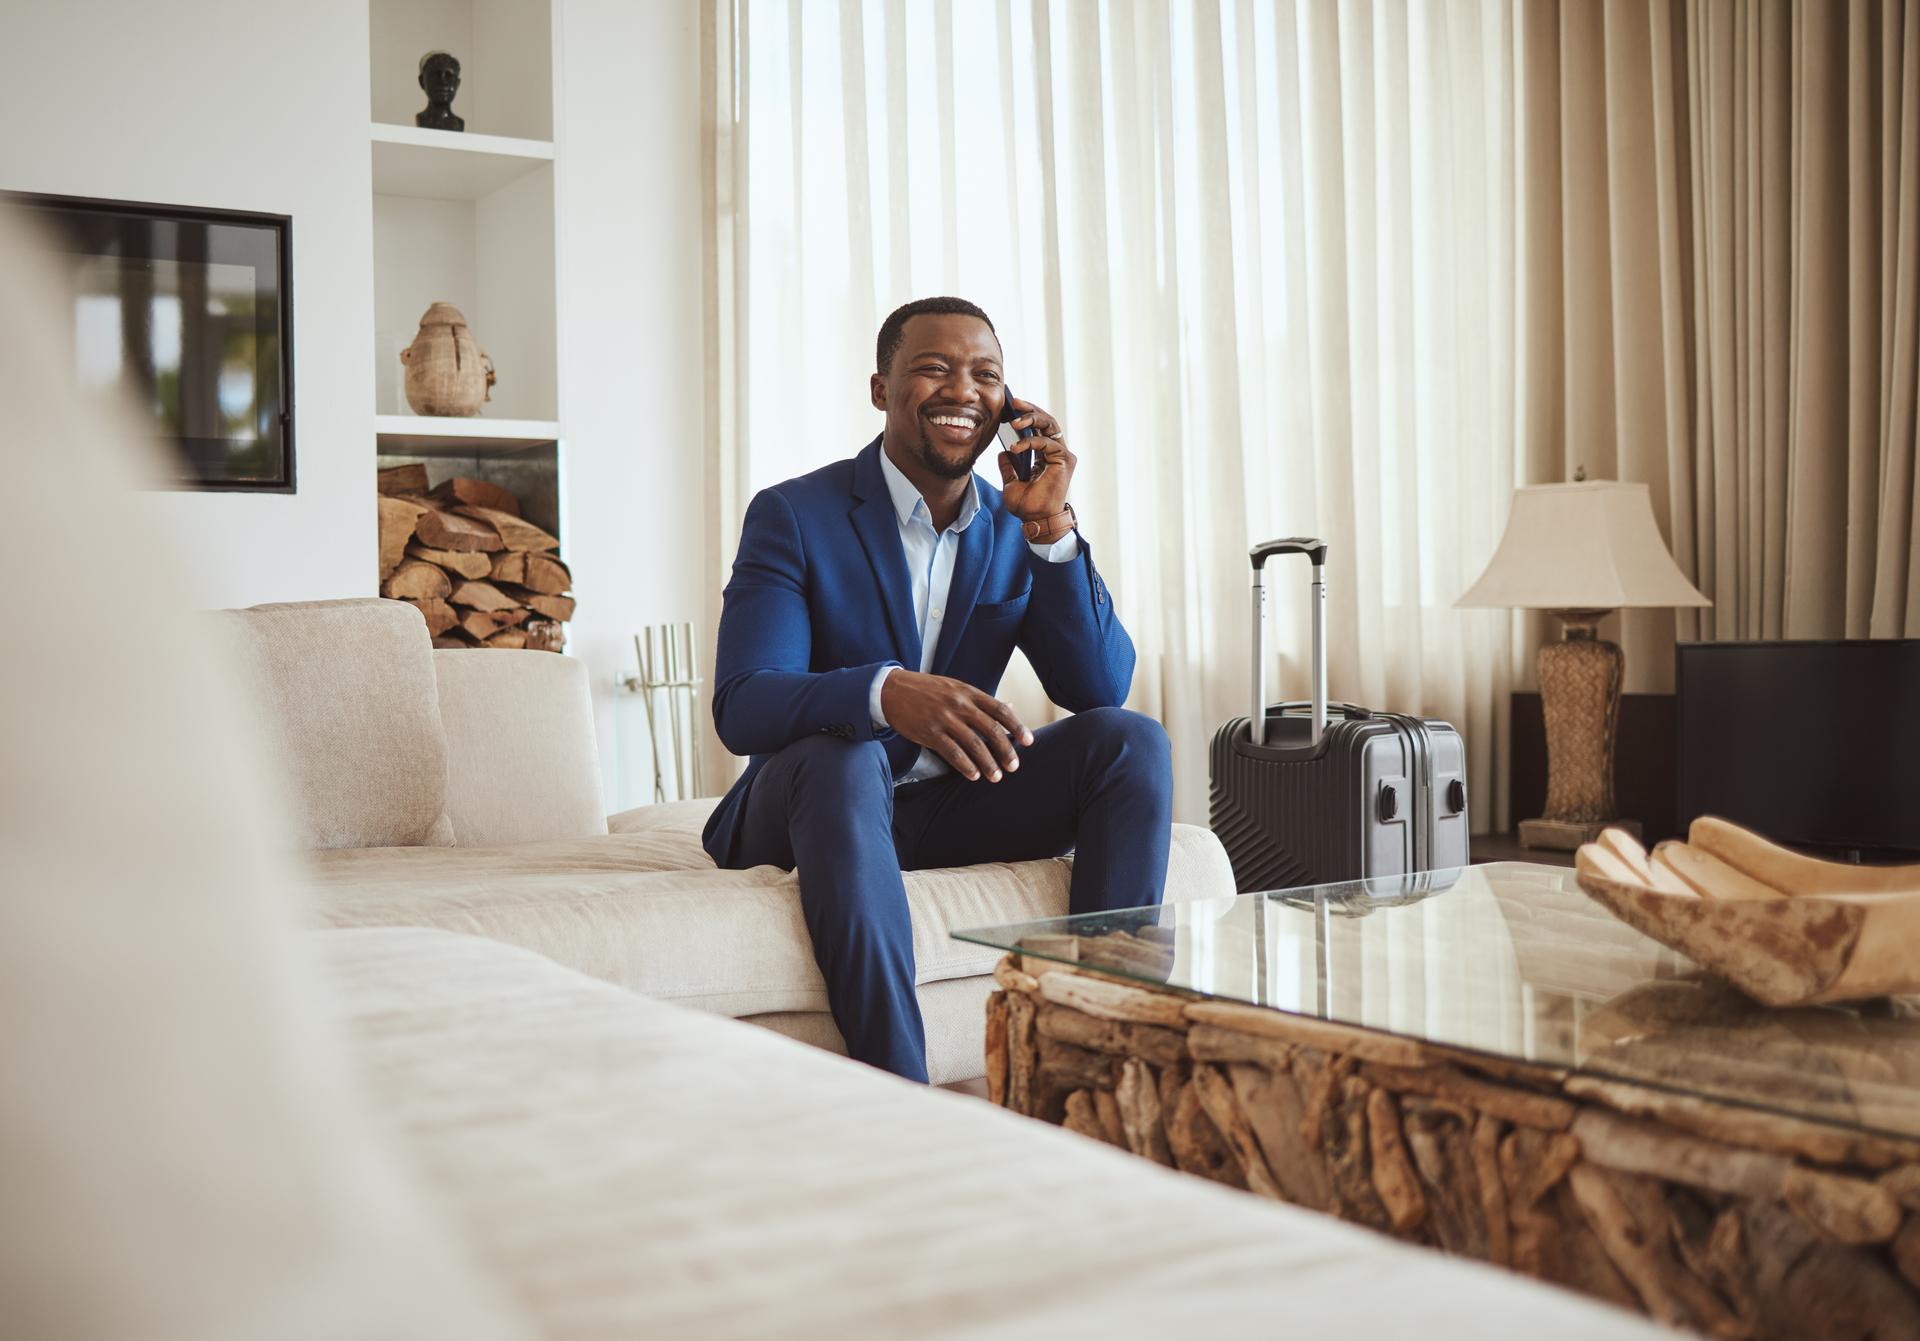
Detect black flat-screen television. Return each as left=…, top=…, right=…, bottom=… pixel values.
left=1677, top=640, right=1920, bottom=861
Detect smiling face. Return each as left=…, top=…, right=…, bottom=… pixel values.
left=870, top=313, right=1007, bottom=481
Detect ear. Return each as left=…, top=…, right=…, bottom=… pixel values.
left=869, top=372, right=887, bottom=412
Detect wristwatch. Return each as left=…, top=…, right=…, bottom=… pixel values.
left=1023, top=502, right=1076, bottom=544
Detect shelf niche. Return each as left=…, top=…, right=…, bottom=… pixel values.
left=372, top=161, right=557, bottom=422
left=369, top=0, right=553, bottom=142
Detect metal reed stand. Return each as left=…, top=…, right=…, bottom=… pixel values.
left=621, top=624, right=704, bottom=804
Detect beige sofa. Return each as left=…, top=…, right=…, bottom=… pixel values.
left=1, top=213, right=1653, bottom=1339
left=227, top=597, right=1235, bottom=1085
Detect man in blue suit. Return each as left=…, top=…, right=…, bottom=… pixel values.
left=703, top=297, right=1172, bottom=1081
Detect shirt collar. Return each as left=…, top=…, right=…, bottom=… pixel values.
left=877, top=444, right=981, bottom=534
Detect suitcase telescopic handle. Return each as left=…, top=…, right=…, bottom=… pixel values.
left=1249, top=538, right=1328, bottom=748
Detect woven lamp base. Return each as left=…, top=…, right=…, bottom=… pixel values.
left=1519, top=608, right=1634, bottom=852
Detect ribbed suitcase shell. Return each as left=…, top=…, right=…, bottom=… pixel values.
left=1210, top=709, right=1468, bottom=892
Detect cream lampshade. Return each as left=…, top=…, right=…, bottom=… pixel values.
left=1458, top=480, right=1709, bottom=850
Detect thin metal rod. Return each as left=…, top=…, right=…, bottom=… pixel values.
left=1310, top=562, right=1327, bottom=748
left=1250, top=575, right=1267, bottom=745
left=665, top=625, right=686, bottom=802
left=683, top=621, right=704, bottom=796
left=638, top=631, right=665, bottom=803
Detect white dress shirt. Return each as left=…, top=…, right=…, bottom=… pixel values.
left=869, top=448, right=1079, bottom=784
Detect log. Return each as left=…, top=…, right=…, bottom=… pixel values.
left=1035, top=1036, right=1114, bottom=1093
left=1034, top=1003, right=1187, bottom=1068
left=377, top=463, right=429, bottom=496
left=1470, top=1115, right=1512, bottom=1267
left=1366, top=1088, right=1429, bottom=1232
left=1402, top=1102, right=1489, bottom=1260
left=1037, top=971, right=1191, bottom=1029
left=1093, top=1088, right=1128, bottom=1148
left=1007, top=992, right=1036, bottom=1116
left=1739, top=1202, right=1920, bottom=1339
left=1566, top=1075, right=1920, bottom=1169
left=1572, top=1109, right=1788, bottom=1201
left=1188, top=1023, right=1300, bottom=1075
left=1164, top=1079, right=1246, bottom=1189
left=1193, top=1064, right=1285, bottom=1201
left=1893, top=1216, right=1920, bottom=1289
left=1229, top=1062, right=1333, bottom=1211
left=447, top=579, right=521, bottom=613
left=416, top=507, right=505, bottom=553
left=490, top=549, right=571, bottom=594
left=1501, top=1127, right=1582, bottom=1278
left=498, top=585, right=575, bottom=621
left=1361, top=1061, right=1575, bottom=1130
left=455, top=503, right=559, bottom=553
left=432, top=634, right=476, bottom=649
left=521, top=619, right=565, bottom=653
left=400, top=596, right=456, bottom=638
left=1567, top=1164, right=1745, bottom=1334
left=407, top=544, right=495, bottom=580
left=1185, top=1001, right=1431, bottom=1068
left=1115, top=1058, right=1173, bottom=1167
left=458, top=609, right=518, bottom=643
left=984, top=992, right=1009, bottom=1109
left=1780, top=1165, right=1902, bottom=1245
left=1883, top=1167, right=1920, bottom=1211
left=483, top=630, right=528, bottom=650
left=378, top=495, right=429, bottom=579
left=1062, top=1090, right=1105, bottom=1142
left=428, top=475, right=520, bottom=515
left=1322, top=1075, right=1393, bottom=1230
left=993, top=957, right=1039, bottom=995
left=382, top=559, right=452, bottom=601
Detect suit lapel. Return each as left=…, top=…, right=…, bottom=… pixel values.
left=849, top=438, right=922, bottom=667
left=931, top=503, right=993, bottom=677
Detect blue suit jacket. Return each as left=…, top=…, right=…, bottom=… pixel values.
left=702, top=436, right=1136, bottom=865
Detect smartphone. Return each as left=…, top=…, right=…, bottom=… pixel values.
left=997, top=387, right=1040, bottom=481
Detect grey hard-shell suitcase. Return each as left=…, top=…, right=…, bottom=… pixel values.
left=1208, top=538, right=1470, bottom=892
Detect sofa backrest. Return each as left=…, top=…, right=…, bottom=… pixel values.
left=433, top=648, right=608, bottom=846
left=221, top=598, right=456, bottom=849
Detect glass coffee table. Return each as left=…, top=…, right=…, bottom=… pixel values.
left=955, top=862, right=1920, bottom=1335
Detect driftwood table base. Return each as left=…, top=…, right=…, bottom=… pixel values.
left=987, top=953, right=1920, bottom=1340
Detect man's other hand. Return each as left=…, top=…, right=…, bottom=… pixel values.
left=880, top=670, right=1034, bottom=782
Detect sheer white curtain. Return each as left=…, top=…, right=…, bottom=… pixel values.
left=703, top=0, right=1527, bottom=826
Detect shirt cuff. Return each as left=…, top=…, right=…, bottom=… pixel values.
left=1027, top=530, right=1080, bottom=563
left=869, top=662, right=901, bottom=729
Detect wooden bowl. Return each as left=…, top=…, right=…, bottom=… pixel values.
left=1574, top=819, right=1920, bottom=1008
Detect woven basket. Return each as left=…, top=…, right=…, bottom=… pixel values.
left=399, top=302, right=495, bottom=417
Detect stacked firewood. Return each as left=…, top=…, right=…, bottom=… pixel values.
left=375, top=463, right=573, bottom=651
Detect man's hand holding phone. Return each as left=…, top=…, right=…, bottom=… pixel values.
left=880, top=670, right=1033, bottom=783
left=996, top=395, right=1076, bottom=545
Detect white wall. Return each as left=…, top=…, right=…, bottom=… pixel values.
left=0, top=0, right=377, bottom=608
left=556, top=0, right=707, bottom=813
left=1, top=0, right=709, bottom=815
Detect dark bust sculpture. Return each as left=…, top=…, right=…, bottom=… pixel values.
left=416, top=51, right=464, bottom=132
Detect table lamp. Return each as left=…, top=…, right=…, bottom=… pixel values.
left=1457, top=479, right=1709, bottom=851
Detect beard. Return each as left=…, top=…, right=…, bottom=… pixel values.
left=903, top=418, right=990, bottom=480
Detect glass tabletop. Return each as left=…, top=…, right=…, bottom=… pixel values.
left=954, top=862, right=1920, bottom=1141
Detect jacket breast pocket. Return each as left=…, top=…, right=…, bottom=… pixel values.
left=971, top=591, right=1030, bottom=623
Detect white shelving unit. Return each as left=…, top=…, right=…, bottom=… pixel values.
left=368, top=0, right=560, bottom=432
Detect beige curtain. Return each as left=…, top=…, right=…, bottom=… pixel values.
left=1520, top=0, right=1920, bottom=689
left=702, top=0, right=1528, bottom=827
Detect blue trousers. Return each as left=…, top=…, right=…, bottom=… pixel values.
left=725, top=706, right=1174, bottom=1081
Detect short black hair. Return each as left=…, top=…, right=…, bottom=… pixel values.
left=875, top=296, right=997, bottom=374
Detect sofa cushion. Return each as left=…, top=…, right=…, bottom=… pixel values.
left=221, top=598, right=455, bottom=849
left=433, top=648, right=608, bottom=846
left=307, top=821, right=1235, bottom=1018
left=321, top=925, right=1659, bottom=1340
